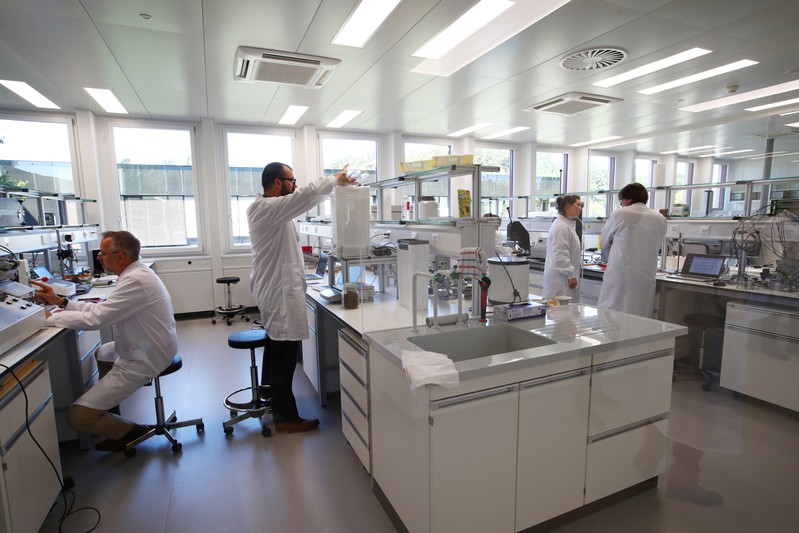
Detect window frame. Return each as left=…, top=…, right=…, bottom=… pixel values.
left=104, top=118, right=203, bottom=257
left=475, top=141, right=516, bottom=217
left=317, top=130, right=381, bottom=220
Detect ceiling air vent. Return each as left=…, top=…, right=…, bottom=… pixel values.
left=559, top=48, right=627, bottom=71
left=524, top=92, right=622, bottom=116
left=234, top=47, right=340, bottom=89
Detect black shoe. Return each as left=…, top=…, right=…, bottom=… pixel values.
left=258, top=385, right=271, bottom=401
left=94, top=424, right=151, bottom=452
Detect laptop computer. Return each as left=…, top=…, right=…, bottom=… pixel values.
left=305, top=252, right=329, bottom=280
left=667, top=253, right=726, bottom=281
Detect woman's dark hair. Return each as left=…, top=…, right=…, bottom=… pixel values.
left=555, top=195, right=581, bottom=215
left=261, top=162, right=292, bottom=190
left=618, top=183, right=648, bottom=204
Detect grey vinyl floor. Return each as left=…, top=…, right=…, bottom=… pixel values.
left=40, top=316, right=799, bottom=533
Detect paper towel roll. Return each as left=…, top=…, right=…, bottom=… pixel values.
left=425, top=313, right=469, bottom=327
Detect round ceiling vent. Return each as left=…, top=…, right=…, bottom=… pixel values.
left=559, top=48, right=627, bottom=71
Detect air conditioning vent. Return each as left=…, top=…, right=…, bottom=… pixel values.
left=752, top=129, right=799, bottom=139
left=560, top=48, right=627, bottom=71
left=524, top=92, right=622, bottom=116
left=234, top=47, right=341, bottom=89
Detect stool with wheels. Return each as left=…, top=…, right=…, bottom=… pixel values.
left=223, top=329, right=272, bottom=437
left=125, top=355, right=205, bottom=457
left=213, top=276, right=249, bottom=325
left=683, top=313, right=725, bottom=391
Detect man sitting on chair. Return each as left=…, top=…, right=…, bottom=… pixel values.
left=32, top=230, right=177, bottom=452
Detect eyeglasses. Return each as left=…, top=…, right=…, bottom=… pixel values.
left=97, top=250, right=121, bottom=258
left=277, top=177, right=296, bottom=183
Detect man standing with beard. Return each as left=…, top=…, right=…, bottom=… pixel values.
left=247, top=162, right=354, bottom=433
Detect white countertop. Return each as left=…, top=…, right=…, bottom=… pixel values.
left=365, top=304, right=687, bottom=380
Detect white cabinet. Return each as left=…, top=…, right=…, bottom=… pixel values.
left=302, top=301, right=319, bottom=396
left=0, top=362, right=61, bottom=533
left=516, top=370, right=590, bottom=529
left=430, top=385, right=519, bottom=533
left=338, top=328, right=370, bottom=472
left=720, top=303, right=799, bottom=411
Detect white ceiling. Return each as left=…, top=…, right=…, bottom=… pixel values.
left=2, top=0, right=799, bottom=157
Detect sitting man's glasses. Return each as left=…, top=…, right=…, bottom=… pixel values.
left=277, top=177, right=296, bottom=183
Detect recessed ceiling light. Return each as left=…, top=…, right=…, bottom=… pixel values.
left=412, top=0, right=570, bottom=77
left=0, top=80, right=59, bottom=109
left=593, top=47, right=712, bottom=88
left=139, top=13, right=152, bottom=20
left=326, top=110, right=362, bottom=128
left=699, top=149, right=754, bottom=157
left=447, top=123, right=493, bottom=137
left=569, top=136, right=621, bottom=147
left=482, top=126, right=530, bottom=140
left=680, top=79, right=799, bottom=112
left=638, top=60, right=757, bottom=95
left=84, top=88, right=127, bottom=114
left=279, top=105, right=309, bottom=125
left=745, top=97, right=799, bottom=112
left=332, top=0, right=402, bottom=48
left=660, top=145, right=715, bottom=155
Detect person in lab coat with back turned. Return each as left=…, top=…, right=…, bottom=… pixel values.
left=543, top=195, right=582, bottom=301
left=248, top=162, right=354, bottom=434
left=597, top=183, right=667, bottom=317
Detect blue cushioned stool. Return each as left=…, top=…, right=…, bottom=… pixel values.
left=223, top=329, right=272, bottom=437
left=125, top=355, right=205, bottom=457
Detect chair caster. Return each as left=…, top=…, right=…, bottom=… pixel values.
left=229, top=409, right=238, bottom=417
left=702, top=382, right=713, bottom=392
left=172, top=442, right=182, bottom=453
left=262, top=426, right=272, bottom=437
left=224, top=426, right=234, bottom=435
left=196, top=422, right=205, bottom=432
left=244, top=316, right=250, bottom=322
left=125, top=447, right=137, bottom=458
left=212, top=319, right=217, bottom=324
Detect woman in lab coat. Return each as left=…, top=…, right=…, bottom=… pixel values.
left=597, top=183, right=667, bottom=317
left=543, top=195, right=582, bottom=300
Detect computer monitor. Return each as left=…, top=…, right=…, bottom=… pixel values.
left=91, top=249, right=104, bottom=277
left=506, top=221, right=531, bottom=255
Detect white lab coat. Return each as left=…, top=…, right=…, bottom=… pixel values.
left=47, top=260, right=177, bottom=409
left=543, top=215, right=581, bottom=300
left=248, top=175, right=338, bottom=340
left=597, top=202, right=667, bottom=317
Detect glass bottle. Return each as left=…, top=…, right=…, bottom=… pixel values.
left=343, top=282, right=359, bottom=309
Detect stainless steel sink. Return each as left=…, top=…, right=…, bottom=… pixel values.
left=407, top=324, right=555, bottom=362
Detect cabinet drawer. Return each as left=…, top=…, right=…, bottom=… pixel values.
left=0, top=363, right=50, bottom=445
left=76, top=329, right=101, bottom=359
left=342, top=411, right=370, bottom=473
left=589, top=352, right=673, bottom=436
left=585, top=418, right=669, bottom=504
left=341, top=388, right=369, bottom=442
left=338, top=330, right=368, bottom=382
left=306, top=301, right=317, bottom=334
left=340, top=363, right=368, bottom=413
left=81, top=350, right=98, bottom=388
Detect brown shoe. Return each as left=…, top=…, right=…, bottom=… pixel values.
left=275, top=418, right=320, bottom=434
left=94, top=424, right=152, bottom=453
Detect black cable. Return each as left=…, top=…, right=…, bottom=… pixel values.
left=0, top=245, right=17, bottom=258
left=0, top=362, right=101, bottom=532
left=492, top=249, right=522, bottom=304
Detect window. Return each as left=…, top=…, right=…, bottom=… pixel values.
left=225, top=131, right=293, bottom=246
left=535, top=151, right=566, bottom=195
left=673, top=160, right=694, bottom=204
left=475, top=146, right=512, bottom=216
left=112, top=126, right=197, bottom=249
left=404, top=140, right=451, bottom=162
left=320, top=135, right=378, bottom=218
left=586, top=154, right=615, bottom=218
left=0, top=117, right=75, bottom=195
left=634, top=158, right=654, bottom=187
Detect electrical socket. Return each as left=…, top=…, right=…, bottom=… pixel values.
left=669, top=224, right=680, bottom=236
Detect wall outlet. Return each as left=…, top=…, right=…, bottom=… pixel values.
left=431, top=233, right=439, bottom=246
left=669, top=224, right=680, bottom=237
left=700, top=225, right=711, bottom=235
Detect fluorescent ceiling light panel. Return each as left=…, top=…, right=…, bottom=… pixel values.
left=699, top=149, right=754, bottom=157
left=779, top=110, right=799, bottom=116
left=593, top=47, right=711, bottom=88
left=638, top=60, right=757, bottom=95
left=447, top=122, right=493, bottom=137
left=786, top=121, right=799, bottom=127
left=0, top=80, right=59, bottom=109
left=84, top=88, right=127, bottom=114
left=745, top=97, right=799, bottom=112
left=482, top=126, right=530, bottom=139
left=326, top=110, right=362, bottom=128
left=598, top=137, right=651, bottom=148
left=332, top=0, right=402, bottom=48
left=660, top=145, right=715, bottom=155
left=569, top=135, right=621, bottom=147
left=412, top=0, right=571, bottom=77
left=681, top=79, right=799, bottom=112
left=279, top=105, right=309, bottom=125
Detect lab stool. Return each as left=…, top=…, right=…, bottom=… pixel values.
left=683, top=313, right=725, bottom=391
left=213, top=276, right=249, bottom=325
left=125, top=355, right=205, bottom=457
left=222, top=329, right=272, bottom=437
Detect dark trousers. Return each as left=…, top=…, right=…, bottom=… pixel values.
left=260, top=339, right=300, bottom=421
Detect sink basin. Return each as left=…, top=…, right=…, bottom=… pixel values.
left=407, top=324, right=556, bottom=362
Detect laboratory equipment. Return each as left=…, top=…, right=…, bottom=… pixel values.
left=332, top=184, right=370, bottom=258
left=397, top=238, right=429, bottom=311
left=487, top=256, right=529, bottom=304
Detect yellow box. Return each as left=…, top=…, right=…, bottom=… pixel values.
left=432, top=154, right=474, bottom=167
left=399, top=160, right=434, bottom=173
left=457, top=189, right=472, bottom=217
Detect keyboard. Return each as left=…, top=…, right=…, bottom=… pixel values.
left=666, top=273, right=717, bottom=282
